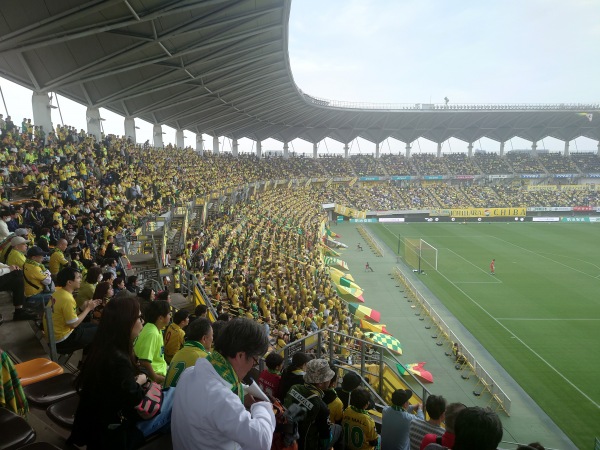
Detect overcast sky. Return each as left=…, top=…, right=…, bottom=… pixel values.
left=0, top=0, right=598, bottom=154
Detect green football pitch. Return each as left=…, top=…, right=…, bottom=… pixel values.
left=369, top=222, right=600, bottom=450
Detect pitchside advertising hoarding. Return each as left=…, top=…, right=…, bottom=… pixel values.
left=430, top=207, right=527, bottom=217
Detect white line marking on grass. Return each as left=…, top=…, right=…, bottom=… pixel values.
left=455, top=281, right=501, bottom=284
left=444, top=248, right=502, bottom=283
left=497, top=318, right=600, bottom=321
left=491, top=236, right=600, bottom=282
left=435, top=268, right=600, bottom=409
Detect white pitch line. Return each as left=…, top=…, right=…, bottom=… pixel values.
left=435, top=268, right=600, bottom=410
left=455, top=281, right=501, bottom=284
left=491, top=235, right=600, bottom=282
left=497, top=318, right=600, bottom=321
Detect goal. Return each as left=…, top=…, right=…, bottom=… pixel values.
left=402, top=238, right=438, bottom=272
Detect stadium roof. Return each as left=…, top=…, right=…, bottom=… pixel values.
left=0, top=0, right=598, bottom=146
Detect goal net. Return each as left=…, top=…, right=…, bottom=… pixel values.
left=402, top=238, right=438, bottom=271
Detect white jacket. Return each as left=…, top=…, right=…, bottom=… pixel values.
left=172, top=357, right=275, bottom=450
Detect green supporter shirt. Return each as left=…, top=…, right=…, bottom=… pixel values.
left=134, top=322, right=167, bottom=377
left=163, top=341, right=208, bottom=388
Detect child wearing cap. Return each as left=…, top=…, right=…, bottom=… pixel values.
left=381, top=389, right=423, bottom=450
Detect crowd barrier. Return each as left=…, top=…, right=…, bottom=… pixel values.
left=357, top=225, right=384, bottom=257
left=392, top=266, right=512, bottom=415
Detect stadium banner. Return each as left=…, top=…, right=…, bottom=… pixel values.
left=561, top=217, right=591, bottom=222
left=554, top=174, right=577, bottom=178
left=390, top=175, right=412, bottom=181
left=520, top=174, right=541, bottom=179
left=528, top=207, right=572, bottom=212
left=379, top=218, right=405, bottom=223
left=423, top=175, right=445, bottom=180
left=449, top=207, right=527, bottom=217
left=532, top=217, right=560, bottom=222
left=349, top=218, right=377, bottom=223
left=561, top=184, right=597, bottom=190
left=372, top=209, right=429, bottom=215
left=455, top=175, right=475, bottom=180
left=488, top=174, right=512, bottom=179
left=429, top=209, right=451, bottom=216
left=573, top=206, right=594, bottom=211
left=321, top=203, right=336, bottom=210
left=333, top=177, right=353, bottom=182
left=359, top=176, right=382, bottom=181
left=527, top=185, right=557, bottom=191
left=586, top=173, right=600, bottom=178
left=334, top=204, right=367, bottom=219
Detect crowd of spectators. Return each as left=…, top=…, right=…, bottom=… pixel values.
left=350, top=154, right=387, bottom=176
left=379, top=154, right=418, bottom=176
left=505, top=152, right=547, bottom=174
left=472, top=152, right=513, bottom=174
left=441, top=154, right=480, bottom=175
left=537, top=153, right=580, bottom=174
left=412, top=154, right=449, bottom=175
left=0, top=113, right=577, bottom=450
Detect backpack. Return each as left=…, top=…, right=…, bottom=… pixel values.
left=271, top=399, right=299, bottom=450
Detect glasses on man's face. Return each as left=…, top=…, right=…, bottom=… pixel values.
left=249, top=354, right=260, bottom=366
left=138, top=314, right=144, bottom=322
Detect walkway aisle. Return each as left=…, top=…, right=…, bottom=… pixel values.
left=332, top=221, right=574, bottom=450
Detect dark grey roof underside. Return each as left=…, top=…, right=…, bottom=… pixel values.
left=0, top=0, right=598, bottom=144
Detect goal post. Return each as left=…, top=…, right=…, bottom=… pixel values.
left=419, top=239, right=438, bottom=271
left=402, top=238, right=438, bottom=272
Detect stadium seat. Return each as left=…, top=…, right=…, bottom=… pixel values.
left=15, top=358, right=63, bottom=387
left=23, top=373, right=76, bottom=407
left=0, top=407, right=36, bottom=450
left=17, top=444, right=63, bottom=450
left=46, top=395, right=79, bottom=429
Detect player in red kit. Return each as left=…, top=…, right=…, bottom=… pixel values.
left=490, top=259, right=495, bottom=275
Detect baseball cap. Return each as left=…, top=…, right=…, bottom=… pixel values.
left=10, top=236, right=27, bottom=246
left=304, top=359, right=335, bottom=384
left=392, top=389, right=413, bottom=406
left=27, top=246, right=47, bottom=257
left=14, top=228, right=28, bottom=236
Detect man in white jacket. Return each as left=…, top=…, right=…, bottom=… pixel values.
left=172, top=318, right=275, bottom=450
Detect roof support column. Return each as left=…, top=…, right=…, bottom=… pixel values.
left=153, top=124, right=163, bottom=148
left=86, top=107, right=102, bottom=142
left=31, top=92, right=53, bottom=140
left=437, top=142, right=442, bottom=157
left=313, top=142, right=318, bottom=159
left=196, top=134, right=204, bottom=156
left=256, top=140, right=262, bottom=158
left=375, top=142, right=380, bottom=159
left=176, top=129, right=184, bottom=149
left=405, top=142, right=411, bottom=158
left=344, top=143, right=349, bottom=158
left=232, top=138, right=239, bottom=157
left=499, top=141, right=505, bottom=157
left=283, top=142, right=289, bottom=159
left=563, top=140, right=570, bottom=157
left=467, top=142, right=473, bottom=158
left=213, top=136, right=220, bottom=155
left=124, top=117, right=136, bottom=143
left=531, top=141, right=537, bottom=157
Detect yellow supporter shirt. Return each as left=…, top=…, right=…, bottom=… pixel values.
left=163, top=341, right=208, bottom=388
left=49, top=249, right=69, bottom=276
left=24, top=259, right=49, bottom=297
left=46, top=288, right=78, bottom=343
left=342, top=406, right=378, bottom=450
left=163, top=322, right=185, bottom=364
left=6, top=250, right=26, bottom=269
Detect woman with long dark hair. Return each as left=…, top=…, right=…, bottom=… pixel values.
left=69, top=297, right=174, bottom=449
